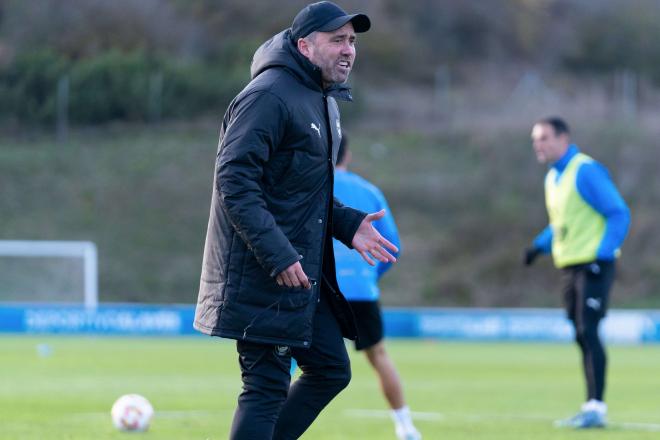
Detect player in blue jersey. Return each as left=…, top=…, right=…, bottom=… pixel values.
left=334, top=134, right=421, bottom=440
left=525, top=117, right=630, bottom=429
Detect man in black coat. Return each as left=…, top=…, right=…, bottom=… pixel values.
left=193, top=2, right=398, bottom=439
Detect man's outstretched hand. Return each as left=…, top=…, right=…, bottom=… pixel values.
left=351, top=210, right=399, bottom=266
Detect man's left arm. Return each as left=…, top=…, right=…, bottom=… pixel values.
left=577, top=162, right=631, bottom=260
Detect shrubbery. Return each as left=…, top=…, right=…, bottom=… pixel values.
left=562, top=6, right=660, bottom=82
left=0, top=50, right=247, bottom=124
left=0, top=50, right=68, bottom=123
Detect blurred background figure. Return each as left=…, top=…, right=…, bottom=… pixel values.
left=525, top=117, right=630, bottom=429
left=334, top=134, right=420, bottom=440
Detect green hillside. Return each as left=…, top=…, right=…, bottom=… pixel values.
left=1, top=121, right=657, bottom=307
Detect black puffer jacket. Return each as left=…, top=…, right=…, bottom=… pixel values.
left=194, top=29, right=366, bottom=348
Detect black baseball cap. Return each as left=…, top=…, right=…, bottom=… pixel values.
left=291, top=1, right=371, bottom=41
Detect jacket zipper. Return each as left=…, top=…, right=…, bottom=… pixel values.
left=316, top=93, right=334, bottom=304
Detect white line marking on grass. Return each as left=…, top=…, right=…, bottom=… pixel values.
left=345, top=409, right=553, bottom=423
left=612, top=422, right=660, bottom=432
left=345, top=409, right=660, bottom=431
left=344, top=409, right=445, bottom=421
left=156, top=410, right=218, bottom=418
left=69, top=409, right=224, bottom=419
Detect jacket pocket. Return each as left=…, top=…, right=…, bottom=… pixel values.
left=276, top=243, right=319, bottom=310
left=239, top=248, right=314, bottom=311
left=275, top=285, right=314, bottom=309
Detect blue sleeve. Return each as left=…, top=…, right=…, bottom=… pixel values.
left=373, top=190, right=401, bottom=279
left=576, top=162, right=631, bottom=260
left=532, top=225, right=553, bottom=254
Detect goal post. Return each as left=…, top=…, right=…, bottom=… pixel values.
left=0, top=240, right=98, bottom=309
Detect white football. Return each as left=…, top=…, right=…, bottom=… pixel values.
left=111, top=394, right=154, bottom=432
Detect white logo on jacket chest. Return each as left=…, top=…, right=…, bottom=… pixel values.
left=310, top=122, right=321, bottom=138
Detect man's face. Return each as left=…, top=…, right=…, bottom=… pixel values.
left=531, top=123, right=568, bottom=164
left=300, top=22, right=356, bottom=86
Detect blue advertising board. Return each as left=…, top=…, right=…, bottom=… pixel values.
left=383, top=308, right=660, bottom=344
left=0, top=304, right=196, bottom=336
left=1, top=303, right=659, bottom=343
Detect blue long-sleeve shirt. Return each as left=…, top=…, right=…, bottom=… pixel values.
left=333, top=170, right=401, bottom=301
left=533, top=144, right=630, bottom=260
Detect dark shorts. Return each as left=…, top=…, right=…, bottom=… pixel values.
left=348, top=300, right=384, bottom=351
left=561, top=260, right=616, bottom=324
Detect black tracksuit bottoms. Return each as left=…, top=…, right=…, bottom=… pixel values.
left=229, top=288, right=351, bottom=439
left=561, top=260, right=616, bottom=402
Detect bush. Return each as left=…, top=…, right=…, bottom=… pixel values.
left=67, top=51, right=152, bottom=123
left=0, top=50, right=247, bottom=125
left=0, top=50, right=69, bottom=124
left=562, top=5, right=660, bottom=83
left=159, top=61, right=247, bottom=120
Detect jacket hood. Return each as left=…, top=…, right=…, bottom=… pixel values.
left=250, top=29, right=353, bottom=101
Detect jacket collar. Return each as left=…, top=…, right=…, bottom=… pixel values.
left=552, top=144, right=579, bottom=173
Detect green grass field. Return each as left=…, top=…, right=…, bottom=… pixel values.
left=1, top=337, right=659, bottom=439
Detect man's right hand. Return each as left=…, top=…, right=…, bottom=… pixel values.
left=276, top=261, right=311, bottom=289
left=523, top=247, right=541, bottom=266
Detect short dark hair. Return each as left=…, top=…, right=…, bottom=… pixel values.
left=337, top=133, right=348, bottom=164
left=537, top=116, right=570, bottom=136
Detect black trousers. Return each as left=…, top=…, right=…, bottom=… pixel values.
left=230, top=289, right=351, bottom=440
left=561, top=260, right=616, bottom=402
